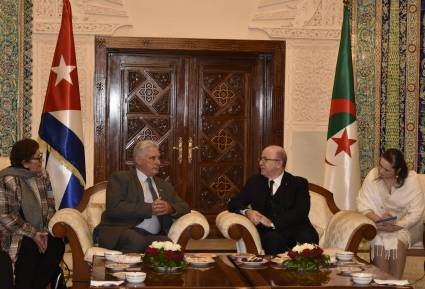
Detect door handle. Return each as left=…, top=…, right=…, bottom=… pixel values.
left=188, top=137, right=199, bottom=164
left=172, top=137, right=183, bottom=164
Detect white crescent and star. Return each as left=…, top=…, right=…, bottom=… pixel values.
left=51, top=55, right=76, bottom=86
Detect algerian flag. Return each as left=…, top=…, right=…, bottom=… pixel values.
left=323, top=2, right=360, bottom=210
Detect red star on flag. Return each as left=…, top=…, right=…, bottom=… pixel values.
left=331, top=128, right=357, bottom=157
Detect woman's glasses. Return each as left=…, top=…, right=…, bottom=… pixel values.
left=30, top=154, right=43, bottom=161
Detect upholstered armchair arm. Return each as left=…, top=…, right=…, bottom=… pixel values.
left=215, top=211, right=264, bottom=255
left=320, top=211, right=376, bottom=254
left=48, top=208, right=92, bottom=282
left=168, top=210, right=209, bottom=250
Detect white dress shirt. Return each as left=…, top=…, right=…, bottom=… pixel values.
left=269, top=172, right=284, bottom=196
left=135, top=169, right=160, bottom=234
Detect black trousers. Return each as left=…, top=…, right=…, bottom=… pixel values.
left=14, top=234, right=65, bottom=289
left=0, top=250, right=13, bottom=289
left=259, top=226, right=319, bottom=255
left=115, top=227, right=171, bottom=253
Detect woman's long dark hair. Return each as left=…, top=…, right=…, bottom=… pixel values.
left=381, top=148, right=408, bottom=187
left=10, top=139, right=39, bottom=168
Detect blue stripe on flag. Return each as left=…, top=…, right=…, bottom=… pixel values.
left=39, top=112, right=86, bottom=180
left=60, top=174, right=84, bottom=209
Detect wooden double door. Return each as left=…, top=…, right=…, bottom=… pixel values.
left=94, top=37, right=285, bottom=235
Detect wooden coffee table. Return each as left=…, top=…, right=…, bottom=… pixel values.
left=73, top=255, right=250, bottom=289
left=229, top=257, right=413, bottom=289
left=73, top=255, right=413, bottom=289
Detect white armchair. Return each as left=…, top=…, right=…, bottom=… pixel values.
left=49, top=181, right=209, bottom=283
left=216, top=183, right=376, bottom=256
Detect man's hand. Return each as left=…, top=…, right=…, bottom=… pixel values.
left=245, top=209, right=274, bottom=228
left=152, top=198, right=174, bottom=215
left=32, top=232, right=48, bottom=253
left=377, top=223, right=402, bottom=232
left=259, top=215, right=274, bottom=228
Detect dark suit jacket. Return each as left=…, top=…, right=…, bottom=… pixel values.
left=95, top=169, right=190, bottom=249
left=228, top=172, right=316, bottom=235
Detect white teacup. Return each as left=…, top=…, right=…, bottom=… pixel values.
left=126, top=272, right=146, bottom=283
left=351, top=272, right=373, bottom=285
left=336, top=251, right=354, bottom=261
left=104, top=251, right=123, bottom=262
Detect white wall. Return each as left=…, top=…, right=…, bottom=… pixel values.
left=0, top=0, right=341, bottom=187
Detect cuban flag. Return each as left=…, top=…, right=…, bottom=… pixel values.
left=39, top=0, right=86, bottom=209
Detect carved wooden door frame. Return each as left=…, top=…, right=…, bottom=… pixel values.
left=94, top=37, right=285, bottom=184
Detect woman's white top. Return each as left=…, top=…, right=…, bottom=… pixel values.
left=357, top=168, right=424, bottom=257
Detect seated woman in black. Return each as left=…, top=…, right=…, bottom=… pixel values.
left=0, top=139, right=65, bottom=289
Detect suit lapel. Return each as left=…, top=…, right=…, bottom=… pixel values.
left=131, top=169, right=145, bottom=201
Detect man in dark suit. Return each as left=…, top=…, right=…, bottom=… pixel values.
left=228, top=145, right=318, bottom=255
left=95, top=140, right=190, bottom=252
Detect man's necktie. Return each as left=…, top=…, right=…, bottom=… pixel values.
left=146, top=177, right=159, bottom=200
left=269, top=180, right=275, bottom=196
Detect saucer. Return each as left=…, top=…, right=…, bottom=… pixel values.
left=105, top=263, right=130, bottom=271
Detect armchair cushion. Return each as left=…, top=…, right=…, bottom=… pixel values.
left=320, top=211, right=375, bottom=249
left=309, top=191, right=333, bottom=241
left=82, top=190, right=105, bottom=233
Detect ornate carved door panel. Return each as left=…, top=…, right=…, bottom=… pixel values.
left=107, top=55, right=186, bottom=192
left=188, top=57, right=262, bottom=227
left=95, top=37, right=285, bottom=236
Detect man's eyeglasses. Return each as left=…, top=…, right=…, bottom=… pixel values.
left=258, top=157, right=281, bottom=162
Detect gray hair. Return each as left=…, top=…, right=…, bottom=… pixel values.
left=133, top=140, right=159, bottom=160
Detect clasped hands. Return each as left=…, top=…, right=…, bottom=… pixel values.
left=245, top=209, right=274, bottom=228
left=152, top=197, right=174, bottom=215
